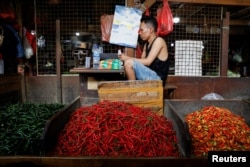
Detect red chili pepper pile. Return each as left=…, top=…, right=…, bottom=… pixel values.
left=50, top=101, right=179, bottom=157
left=185, top=106, right=250, bottom=156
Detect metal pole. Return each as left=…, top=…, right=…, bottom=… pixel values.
left=56, top=20, right=62, bottom=103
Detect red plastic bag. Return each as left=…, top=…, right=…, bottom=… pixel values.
left=145, top=6, right=150, bottom=16
left=25, top=30, right=36, bottom=54
left=0, top=2, right=16, bottom=21
left=156, top=0, right=174, bottom=36
left=100, top=15, right=113, bottom=42
left=135, top=42, right=143, bottom=58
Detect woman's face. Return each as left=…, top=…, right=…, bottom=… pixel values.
left=138, top=22, right=151, bottom=41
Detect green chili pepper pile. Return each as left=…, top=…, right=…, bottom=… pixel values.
left=0, top=103, right=64, bottom=155
left=50, top=101, right=180, bottom=157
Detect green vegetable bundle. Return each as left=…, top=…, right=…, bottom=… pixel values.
left=0, top=103, right=64, bottom=155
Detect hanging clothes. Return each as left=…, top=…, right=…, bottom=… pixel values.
left=0, top=23, right=24, bottom=73
left=1, top=23, right=24, bottom=58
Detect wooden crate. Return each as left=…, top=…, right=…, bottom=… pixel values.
left=98, top=80, right=163, bottom=115
left=41, top=97, right=81, bottom=155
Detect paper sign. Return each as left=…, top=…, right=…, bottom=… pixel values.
left=109, top=5, right=142, bottom=48
left=87, top=77, right=98, bottom=90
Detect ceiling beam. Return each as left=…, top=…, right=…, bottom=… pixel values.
left=128, top=0, right=157, bottom=12
left=128, top=0, right=250, bottom=11
left=230, top=20, right=250, bottom=26
left=142, top=0, right=157, bottom=10
left=168, top=0, right=250, bottom=6
left=175, top=18, right=250, bottom=26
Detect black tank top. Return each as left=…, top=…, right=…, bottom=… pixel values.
left=145, top=37, right=169, bottom=86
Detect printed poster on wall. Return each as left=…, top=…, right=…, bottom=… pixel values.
left=109, top=5, right=142, bottom=48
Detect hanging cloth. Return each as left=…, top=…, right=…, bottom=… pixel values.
left=2, top=23, right=24, bottom=58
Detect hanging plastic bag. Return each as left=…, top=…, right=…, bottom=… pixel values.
left=25, top=30, right=36, bottom=53
left=23, top=35, right=33, bottom=59
left=0, top=4, right=16, bottom=21
left=100, top=14, right=113, bottom=42
left=23, top=28, right=34, bottom=59
left=156, top=0, right=174, bottom=36
left=135, top=42, right=143, bottom=58
left=37, top=36, right=46, bottom=48
left=0, top=26, right=4, bottom=46
left=145, top=6, right=150, bottom=16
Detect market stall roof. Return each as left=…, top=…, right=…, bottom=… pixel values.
left=133, top=0, right=250, bottom=26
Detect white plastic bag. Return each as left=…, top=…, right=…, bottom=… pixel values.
left=0, top=54, right=4, bottom=74
left=0, top=26, right=4, bottom=46
left=37, top=36, right=46, bottom=48
left=23, top=36, right=33, bottom=59
left=201, top=93, right=224, bottom=100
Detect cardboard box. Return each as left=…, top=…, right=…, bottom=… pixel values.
left=98, top=80, right=163, bottom=115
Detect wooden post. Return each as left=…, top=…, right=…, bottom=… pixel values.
left=125, top=0, right=136, bottom=57
left=56, top=20, right=62, bottom=103
left=220, top=12, right=229, bottom=76
left=141, top=0, right=157, bottom=12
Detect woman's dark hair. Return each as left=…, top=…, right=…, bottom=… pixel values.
left=140, top=15, right=158, bottom=32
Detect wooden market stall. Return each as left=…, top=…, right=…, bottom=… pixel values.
left=0, top=0, right=250, bottom=167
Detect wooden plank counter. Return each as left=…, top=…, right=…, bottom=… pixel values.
left=70, top=67, right=126, bottom=105
left=70, top=67, right=177, bottom=103
left=70, top=67, right=124, bottom=74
